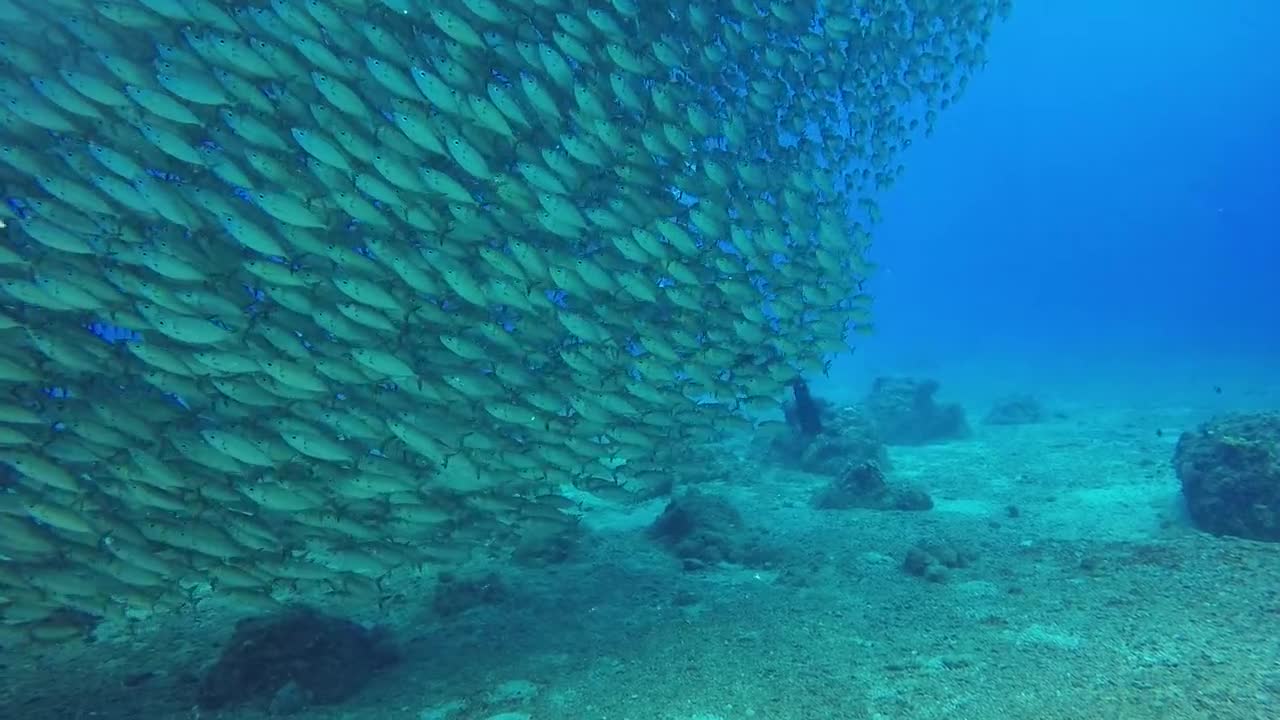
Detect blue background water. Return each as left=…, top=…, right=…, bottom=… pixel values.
left=831, top=0, right=1279, bottom=404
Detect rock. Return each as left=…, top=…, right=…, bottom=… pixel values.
left=672, top=590, right=700, bottom=607
left=893, top=486, right=935, bottom=511
left=649, top=490, right=773, bottom=569
left=485, top=679, right=539, bottom=706
left=511, top=522, right=582, bottom=567
left=774, top=558, right=832, bottom=588
left=984, top=394, right=1044, bottom=425
left=771, top=403, right=890, bottom=476
left=433, top=571, right=507, bottom=617
left=813, top=461, right=933, bottom=512
left=902, top=541, right=978, bottom=583
left=864, top=376, right=969, bottom=445
left=903, top=547, right=934, bottom=577
left=1174, top=412, right=1280, bottom=542
left=196, top=606, right=397, bottom=712
left=419, top=699, right=468, bottom=720
left=268, top=681, right=308, bottom=716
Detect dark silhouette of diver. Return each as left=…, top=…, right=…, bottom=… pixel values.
left=730, top=351, right=825, bottom=438
left=790, top=378, right=823, bottom=437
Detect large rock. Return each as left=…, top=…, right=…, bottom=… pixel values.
left=433, top=571, right=508, bottom=617
left=813, top=460, right=933, bottom=512
left=864, top=377, right=969, bottom=445
left=984, top=394, right=1045, bottom=425
left=1174, top=412, right=1280, bottom=542
left=772, top=401, right=890, bottom=476
left=197, top=607, right=398, bottom=713
left=649, top=490, right=774, bottom=570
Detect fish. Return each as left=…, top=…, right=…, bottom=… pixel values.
left=0, top=0, right=1006, bottom=643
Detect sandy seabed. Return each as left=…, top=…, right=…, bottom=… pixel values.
left=4, top=394, right=1279, bottom=720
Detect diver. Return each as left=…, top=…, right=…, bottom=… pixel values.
left=789, top=378, right=824, bottom=437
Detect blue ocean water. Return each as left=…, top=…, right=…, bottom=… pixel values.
left=832, top=0, right=1280, bottom=405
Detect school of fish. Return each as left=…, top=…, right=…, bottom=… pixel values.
left=0, top=0, right=1007, bottom=645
